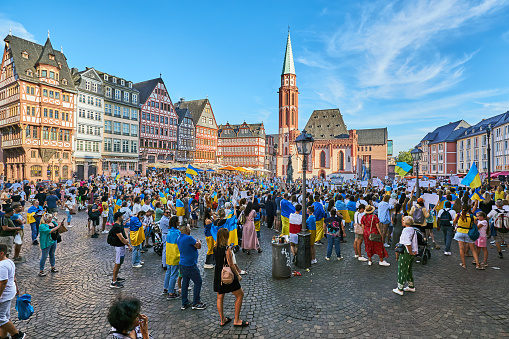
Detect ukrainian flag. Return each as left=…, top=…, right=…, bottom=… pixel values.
left=114, top=172, right=120, bottom=181
left=185, top=174, right=194, bottom=185
left=165, top=228, right=181, bottom=266
left=176, top=199, right=185, bottom=216
left=461, top=163, right=482, bottom=188
left=395, top=162, right=412, bottom=177
left=186, top=164, right=198, bottom=176
left=210, top=210, right=239, bottom=246
left=280, top=199, right=296, bottom=236
left=470, top=188, right=484, bottom=202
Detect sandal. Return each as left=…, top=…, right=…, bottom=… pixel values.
left=476, top=265, right=485, bottom=270
left=220, top=317, right=232, bottom=327
left=459, top=263, right=466, bottom=268
left=234, top=320, right=250, bottom=327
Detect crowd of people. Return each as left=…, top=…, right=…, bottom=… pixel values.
left=0, top=171, right=507, bottom=337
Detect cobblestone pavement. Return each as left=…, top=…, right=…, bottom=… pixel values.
left=10, top=208, right=509, bottom=338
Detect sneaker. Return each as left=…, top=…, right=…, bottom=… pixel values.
left=12, top=257, right=22, bottom=262
left=132, top=264, right=143, bottom=268
left=181, top=303, right=191, bottom=310
left=446, top=252, right=452, bottom=256
left=12, top=332, right=25, bottom=339
left=379, top=261, right=391, bottom=267
left=325, top=257, right=330, bottom=261
left=38, top=271, right=47, bottom=277
left=101, top=230, right=109, bottom=234
left=116, top=277, right=125, bottom=282
left=161, top=289, right=168, bottom=295
left=240, top=270, right=247, bottom=275
left=337, top=256, right=343, bottom=261
left=392, top=288, right=403, bottom=296
left=167, top=293, right=181, bottom=300
left=110, top=281, right=124, bottom=289
left=354, top=255, right=359, bottom=258
left=32, top=240, right=39, bottom=245
left=311, top=259, right=318, bottom=264
left=91, top=234, right=99, bottom=238
left=314, top=242, right=323, bottom=246
left=203, top=264, right=214, bottom=269
left=499, top=252, right=504, bottom=259
left=358, top=256, right=368, bottom=262
left=403, top=287, right=416, bottom=292
left=145, top=244, right=153, bottom=248
left=383, top=244, right=390, bottom=248
left=192, top=302, right=207, bottom=310
left=368, top=261, right=373, bottom=266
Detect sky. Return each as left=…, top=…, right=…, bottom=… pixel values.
left=2, top=0, right=509, bottom=155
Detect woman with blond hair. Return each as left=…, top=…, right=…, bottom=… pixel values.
left=213, top=228, right=248, bottom=327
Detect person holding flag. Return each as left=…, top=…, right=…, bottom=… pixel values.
left=176, top=195, right=185, bottom=225
left=280, top=193, right=295, bottom=236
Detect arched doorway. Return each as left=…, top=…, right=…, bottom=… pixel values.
left=318, top=170, right=326, bottom=179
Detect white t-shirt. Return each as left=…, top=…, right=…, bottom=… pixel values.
left=400, top=227, right=418, bottom=253
left=0, top=259, right=16, bottom=302
left=437, top=208, right=457, bottom=224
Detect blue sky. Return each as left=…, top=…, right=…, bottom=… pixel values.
left=2, top=0, right=509, bottom=155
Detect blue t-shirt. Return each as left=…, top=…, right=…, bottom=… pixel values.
left=10, top=214, right=23, bottom=229
left=177, top=234, right=198, bottom=266
left=45, top=195, right=59, bottom=209
left=306, top=215, right=316, bottom=230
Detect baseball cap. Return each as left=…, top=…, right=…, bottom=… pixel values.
left=113, top=211, right=125, bottom=220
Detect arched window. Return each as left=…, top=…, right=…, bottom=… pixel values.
left=284, top=147, right=288, bottom=155
left=338, top=151, right=344, bottom=171
left=62, top=165, right=68, bottom=179
left=286, top=110, right=290, bottom=126
left=291, top=110, right=294, bottom=126
left=286, top=92, right=289, bottom=106
left=320, top=151, right=326, bottom=168
left=291, top=93, right=295, bottom=105
left=30, top=165, right=42, bottom=177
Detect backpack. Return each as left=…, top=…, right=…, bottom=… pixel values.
left=107, top=227, right=116, bottom=246
left=238, top=211, right=246, bottom=225
left=468, top=219, right=480, bottom=241
left=440, top=209, right=453, bottom=226
left=413, top=207, right=425, bottom=224
left=493, top=209, right=509, bottom=233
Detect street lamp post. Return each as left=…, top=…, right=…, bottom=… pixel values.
left=411, top=147, right=423, bottom=198
left=486, top=124, right=492, bottom=189
left=295, top=129, right=314, bottom=269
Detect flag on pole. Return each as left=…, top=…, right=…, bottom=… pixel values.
left=470, top=188, right=484, bottom=202
left=186, top=164, right=198, bottom=176
left=185, top=174, right=193, bottom=184
left=395, top=162, right=412, bottom=177
left=461, top=163, right=482, bottom=188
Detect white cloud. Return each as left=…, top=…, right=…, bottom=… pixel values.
left=0, top=15, right=35, bottom=41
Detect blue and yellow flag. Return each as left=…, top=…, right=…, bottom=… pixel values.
left=395, top=162, right=412, bottom=177
left=470, top=188, right=484, bottom=202
left=185, top=174, right=193, bottom=185
left=176, top=199, right=185, bottom=216
left=114, top=172, right=120, bottom=181
left=186, top=164, right=198, bottom=176
left=166, top=228, right=181, bottom=266
left=210, top=210, right=239, bottom=246
left=461, top=163, right=482, bottom=188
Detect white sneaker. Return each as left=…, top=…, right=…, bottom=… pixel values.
left=403, top=287, right=416, bottom=292
left=358, top=256, right=368, bottom=262
left=311, top=259, right=318, bottom=264
left=67, top=225, right=73, bottom=228
left=337, top=256, right=343, bottom=261
left=392, top=288, right=403, bottom=296
left=132, top=264, right=143, bottom=268
left=140, top=261, right=145, bottom=265
left=240, top=270, right=247, bottom=275
left=446, top=252, right=452, bottom=256
left=379, top=261, right=390, bottom=267
left=101, top=230, right=108, bottom=234
left=203, top=264, right=214, bottom=269
left=325, top=257, right=330, bottom=261
left=354, top=255, right=359, bottom=258
left=383, top=244, right=390, bottom=248
left=368, top=261, right=373, bottom=266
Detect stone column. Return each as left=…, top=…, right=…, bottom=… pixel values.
left=84, top=162, right=89, bottom=179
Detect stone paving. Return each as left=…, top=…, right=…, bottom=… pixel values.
left=9, top=207, right=509, bottom=338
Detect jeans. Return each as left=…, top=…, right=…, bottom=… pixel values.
left=40, top=242, right=57, bottom=271
left=66, top=210, right=72, bottom=223
left=164, top=264, right=179, bottom=293
left=161, top=233, right=167, bottom=268
left=31, top=217, right=41, bottom=242
left=180, top=264, right=202, bottom=306
left=132, top=244, right=142, bottom=265
left=442, top=225, right=454, bottom=252
left=326, top=234, right=341, bottom=258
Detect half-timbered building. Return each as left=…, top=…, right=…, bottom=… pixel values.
left=217, top=122, right=266, bottom=168
left=175, top=98, right=217, bottom=163
left=0, top=33, right=76, bottom=181
left=176, top=107, right=195, bottom=163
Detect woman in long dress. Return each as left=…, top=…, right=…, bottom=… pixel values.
left=241, top=202, right=259, bottom=255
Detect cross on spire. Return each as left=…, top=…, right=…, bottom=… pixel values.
left=48, top=30, right=50, bottom=38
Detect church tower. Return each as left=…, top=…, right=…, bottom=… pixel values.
left=277, top=31, right=299, bottom=177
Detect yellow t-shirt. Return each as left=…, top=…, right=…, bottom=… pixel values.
left=456, top=214, right=475, bottom=234
left=495, top=191, right=505, bottom=201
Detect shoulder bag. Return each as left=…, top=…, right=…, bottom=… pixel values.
left=354, top=213, right=363, bottom=234
left=395, top=228, right=415, bottom=254
left=221, top=248, right=234, bottom=285
left=368, top=216, right=382, bottom=242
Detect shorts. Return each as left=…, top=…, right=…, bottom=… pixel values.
left=102, top=211, right=108, bottom=218
left=191, top=213, right=198, bottom=220
left=47, top=207, right=58, bottom=213
left=91, top=218, right=100, bottom=226
left=290, top=233, right=299, bottom=244
left=0, top=299, right=12, bottom=326
left=309, top=229, right=316, bottom=244
left=494, top=232, right=506, bottom=244
left=425, top=222, right=434, bottom=230
left=261, top=208, right=267, bottom=216
left=115, top=246, right=126, bottom=265
left=475, top=236, right=487, bottom=248
left=0, top=236, right=14, bottom=257
left=20, top=201, right=25, bottom=207
left=355, top=233, right=364, bottom=240
left=454, top=232, right=474, bottom=243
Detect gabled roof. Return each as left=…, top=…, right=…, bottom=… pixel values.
left=133, top=78, right=162, bottom=105
left=420, top=120, right=471, bottom=144
left=175, top=99, right=209, bottom=125
left=282, top=32, right=295, bottom=75
left=175, top=108, right=193, bottom=124
left=356, top=128, right=388, bottom=145
left=5, top=34, right=76, bottom=92
left=457, top=112, right=508, bottom=140
left=304, top=109, right=348, bottom=140
left=218, top=122, right=265, bottom=138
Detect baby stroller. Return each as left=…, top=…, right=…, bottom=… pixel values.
left=152, top=221, right=163, bottom=256
left=413, top=227, right=431, bottom=265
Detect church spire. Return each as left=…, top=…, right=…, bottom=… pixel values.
left=282, top=31, right=295, bottom=75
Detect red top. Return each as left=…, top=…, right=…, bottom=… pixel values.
left=289, top=213, right=302, bottom=234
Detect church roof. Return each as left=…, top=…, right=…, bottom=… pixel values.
left=304, top=109, right=348, bottom=139
left=282, top=32, right=295, bottom=75
left=356, top=128, right=388, bottom=145
left=133, top=78, right=162, bottom=105
left=4, top=34, right=76, bottom=92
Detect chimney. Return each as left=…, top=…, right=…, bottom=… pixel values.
left=71, top=67, right=78, bottom=75
left=180, top=97, right=185, bottom=103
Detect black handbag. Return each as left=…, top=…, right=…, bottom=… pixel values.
left=395, top=229, right=416, bottom=254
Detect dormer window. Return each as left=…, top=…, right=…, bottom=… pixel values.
left=21, top=51, right=29, bottom=59
left=62, top=79, right=68, bottom=85
left=128, top=82, right=132, bottom=88
left=57, top=62, right=62, bottom=69
left=121, top=79, right=125, bottom=86
left=113, top=77, right=117, bottom=84
left=104, top=74, right=108, bottom=81
left=49, top=54, right=55, bottom=60
left=26, top=70, right=33, bottom=76
left=41, top=70, right=47, bottom=77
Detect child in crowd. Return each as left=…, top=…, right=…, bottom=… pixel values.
left=475, top=211, right=488, bottom=267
